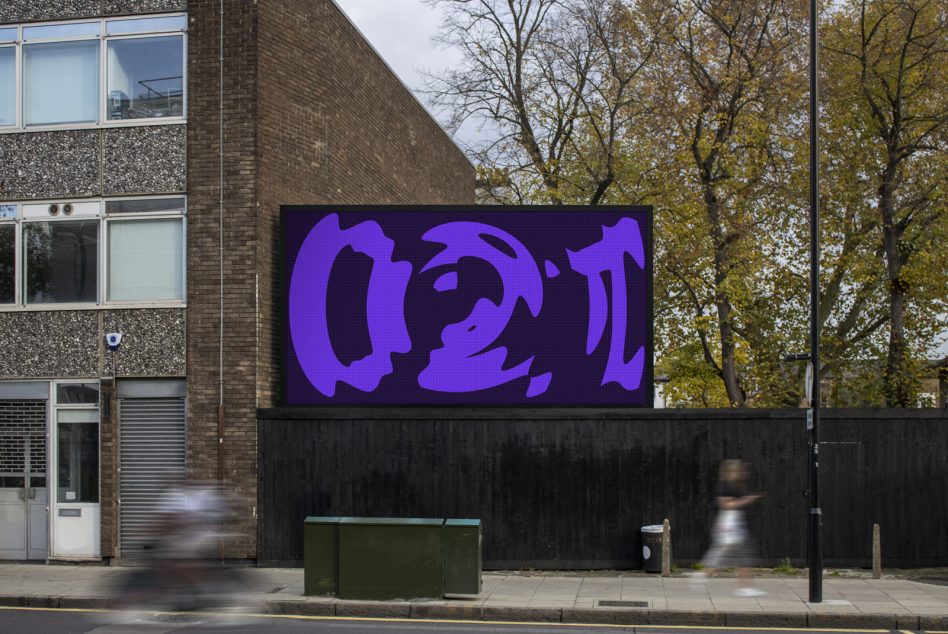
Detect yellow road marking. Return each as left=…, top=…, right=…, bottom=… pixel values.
left=0, top=604, right=900, bottom=632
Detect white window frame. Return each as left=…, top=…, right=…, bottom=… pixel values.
left=103, top=196, right=187, bottom=306
left=0, top=42, right=18, bottom=129
left=0, top=195, right=187, bottom=311
left=49, top=379, right=101, bottom=561
left=21, top=200, right=102, bottom=307
left=0, top=204, right=18, bottom=305
left=0, top=13, right=187, bottom=133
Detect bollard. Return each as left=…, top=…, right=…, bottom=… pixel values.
left=872, top=523, right=881, bottom=579
left=662, top=518, right=672, bottom=576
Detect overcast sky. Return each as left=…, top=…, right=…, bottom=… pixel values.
left=333, top=1, right=459, bottom=123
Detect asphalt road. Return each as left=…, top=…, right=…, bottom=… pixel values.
left=0, top=608, right=929, bottom=634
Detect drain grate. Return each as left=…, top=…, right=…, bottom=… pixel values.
left=598, top=600, right=649, bottom=608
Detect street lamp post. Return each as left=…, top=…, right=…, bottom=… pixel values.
left=808, top=0, right=823, bottom=604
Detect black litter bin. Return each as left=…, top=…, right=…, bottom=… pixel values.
left=641, top=524, right=664, bottom=572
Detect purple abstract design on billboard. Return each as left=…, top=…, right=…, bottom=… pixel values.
left=283, top=206, right=652, bottom=406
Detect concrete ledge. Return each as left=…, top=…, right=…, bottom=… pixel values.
left=266, top=599, right=335, bottom=616
left=562, top=608, right=648, bottom=624
left=896, top=615, right=921, bottom=630
left=920, top=615, right=948, bottom=630
left=726, top=611, right=807, bottom=628
left=59, top=596, right=109, bottom=609
left=808, top=612, right=898, bottom=629
left=0, top=596, right=28, bottom=607
left=334, top=601, right=412, bottom=618
left=647, top=610, right=727, bottom=626
left=482, top=606, right=561, bottom=622
left=410, top=604, right=484, bottom=620
left=26, top=596, right=61, bottom=608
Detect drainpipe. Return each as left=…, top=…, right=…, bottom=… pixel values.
left=217, top=0, right=226, bottom=561
left=217, top=0, right=226, bottom=484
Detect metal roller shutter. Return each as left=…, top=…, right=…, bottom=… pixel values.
left=119, top=397, right=185, bottom=557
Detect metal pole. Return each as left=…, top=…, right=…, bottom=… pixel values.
left=808, top=0, right=822, bottom=604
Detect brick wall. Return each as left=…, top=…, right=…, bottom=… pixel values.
left=255, top=0, right=475, bottom=409
left=98, top=380, right=117, bottom=557
left=186, top=0, right=473, bottom=559
left=185, top=0, right=259, bottom=558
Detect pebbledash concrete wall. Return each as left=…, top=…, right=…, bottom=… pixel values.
left=0, top=0, right=189, bottom=559
left=186, top=0, right=474, bottom=558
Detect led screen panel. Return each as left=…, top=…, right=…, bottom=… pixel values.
left=282, top=206, right=653, bottom=406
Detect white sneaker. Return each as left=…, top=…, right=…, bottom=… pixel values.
left=735, top=587, right=766, bottom=597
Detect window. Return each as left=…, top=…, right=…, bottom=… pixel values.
left=106, top=197, right=185, bottom=301
left=107, top=36, right=184, bottom=120
left=0, top=14, right=186, bottom=129
left=24, top=41, right=99, bottom=126
left=0, top=224, right=13, bottom=303
left=24, top=219, right=99, bottom=304
left=0, top=47, right=14, bottom=126
left=0, top=197, right=185, bottom=308
left=56, top=382, right=100, bottom=404
left=57, top=407, right=99, bottom=504
left=108, top=218, right=183, bottom=300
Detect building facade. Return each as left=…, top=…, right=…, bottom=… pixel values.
left=0, top=0, right=473, bottom=562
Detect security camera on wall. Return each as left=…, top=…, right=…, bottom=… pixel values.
left=105, top=332, right=123, bottom=351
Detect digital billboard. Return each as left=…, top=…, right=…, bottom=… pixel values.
left=282, top=206, right=652, bottom=406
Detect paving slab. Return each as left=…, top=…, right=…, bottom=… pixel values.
left=0, top=564, right=946, bottom=628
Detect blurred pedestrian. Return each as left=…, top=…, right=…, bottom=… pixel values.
left=112, top=480, right=252, bottom=612
left=692, top=459, right=765, bottom=597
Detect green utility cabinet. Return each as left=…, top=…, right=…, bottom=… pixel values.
left=303, top=516, right=482, bottom=599
left=303, top=516, right=342, bottom=596
left=338, top=517, right=444, bottom=600
left=443, top=519, right=482, bottom=595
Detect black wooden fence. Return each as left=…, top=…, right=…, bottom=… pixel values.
left=257, top=408, right=947, bottom=569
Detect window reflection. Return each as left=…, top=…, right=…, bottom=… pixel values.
left=0, top=225, right=13, bottom=303
left=57, top=409, right=99, bottom=504
left=107, top=36, right=183, bottom=120
left=57, top=383, right=100, bottom=405
left=25, top=220, right=98, bottom=304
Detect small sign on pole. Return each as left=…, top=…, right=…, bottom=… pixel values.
left=806, top=409, right=814, bottom=430
left=804, top=361, right=814, bottom=407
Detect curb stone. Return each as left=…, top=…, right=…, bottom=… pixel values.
left=807, top=612, right=897, bottom=629
left=26, top=596, right=61, bottom=608
left=334, top=601, right=411, bottom=618
left=562, top=608, right=647, bottom=624
left=726, top=611, right=807, bottom=628
left=410, top=604, right=485, bottom=620
left=920, top=614, right=948, bottom=630
left=266, top=599, right=334, bottom=616
left=647, top=610, right=727, bottom=626
left=896, top=615, right=921, bottom=630
left=482, top=606, right=561, bottom=622
left=0, top=596, right=28, bottom=607
left=59, top=597, right=109, bottom=609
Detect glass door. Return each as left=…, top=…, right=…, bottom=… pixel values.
left=50, top=382, right=100, bottom=559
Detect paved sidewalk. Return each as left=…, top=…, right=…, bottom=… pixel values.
left=1, top=564, right=947, bottom=630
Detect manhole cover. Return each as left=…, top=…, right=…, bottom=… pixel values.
left=598, top=600, right=648, bottom=608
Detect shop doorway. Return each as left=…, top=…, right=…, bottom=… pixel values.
left=0, top=400, right=48, bottom=560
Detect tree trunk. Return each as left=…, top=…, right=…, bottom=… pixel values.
left=879, top=163, right=912, bottom=406
left=703, top=183, right=746, bottom=408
